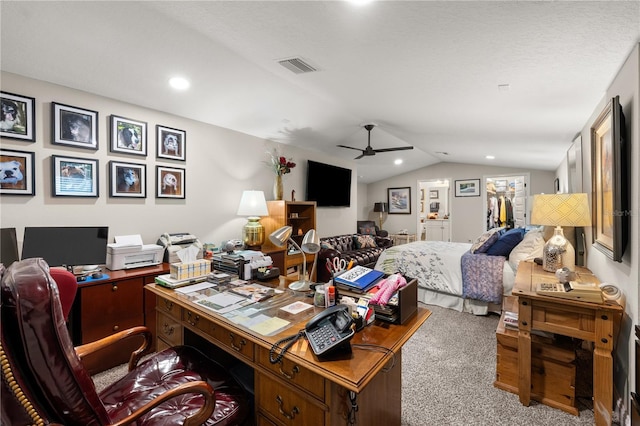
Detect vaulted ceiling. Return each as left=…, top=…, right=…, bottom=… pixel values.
left=2, top=1, right=639, bottom=182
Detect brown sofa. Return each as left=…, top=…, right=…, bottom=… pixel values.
left=316, top=234, right=393, bottom=283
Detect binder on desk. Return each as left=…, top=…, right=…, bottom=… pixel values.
left=334, top=266, right=384, bottom=291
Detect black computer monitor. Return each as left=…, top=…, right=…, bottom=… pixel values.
left=21, top=226, right=109, bottom=268
left=0, top=228, right=20, bottom=267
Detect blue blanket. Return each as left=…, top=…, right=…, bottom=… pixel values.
left=461, top=251, right=505, bottom=304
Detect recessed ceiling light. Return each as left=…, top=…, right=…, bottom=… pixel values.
left=498, top=84, right=510, bottom=92
left=394, top=159, right=403, bottom=165
left=348, top=0, right=373, bottom=5
left=169, top=77, right=190, bottom=90
left=486, top=155, right=495, bottom=160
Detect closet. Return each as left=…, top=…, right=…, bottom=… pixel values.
left=485, top=175, right=527, bottom=231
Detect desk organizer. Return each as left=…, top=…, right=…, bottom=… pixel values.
left=170, top=259, right=211, bottom=280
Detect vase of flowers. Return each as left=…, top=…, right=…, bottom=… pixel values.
left=267, top=149, right=296, bottom=200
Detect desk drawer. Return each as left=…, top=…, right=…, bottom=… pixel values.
left=256, top=346, right=324, bottom=401
left=157, top=311, right=182, bottom=347
left=156, top=296, right=180, bottom=318
left=256, top=371, right=325, bottom=425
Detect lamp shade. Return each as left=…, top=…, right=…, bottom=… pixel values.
left=236, top=190, right=268, bottom=217
left=269, top=226, right=293, bottom=247
left=373, top=202, right=388, bottom=213
left=530, top=193, right=591, bottom=227
left=301, top=229, right=321, bottom=254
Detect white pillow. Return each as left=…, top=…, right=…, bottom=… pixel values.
left=508, top=228, right=545, bottom=271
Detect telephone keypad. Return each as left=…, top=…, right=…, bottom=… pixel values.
left=307, top=324, right=340, bottom=353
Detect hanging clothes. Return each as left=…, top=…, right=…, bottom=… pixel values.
left=488, top=196, right=498, bottom=228
left=505, top=197, right=514, bottom=229
left=499, top=195, right=506, bottom=227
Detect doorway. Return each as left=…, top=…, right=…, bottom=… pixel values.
left=483, top=174, right=529, bottom=231
left=417, top=179, right=451, bottom=241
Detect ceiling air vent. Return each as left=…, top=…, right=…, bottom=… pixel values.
left=277, top=57, right=317, bottom=74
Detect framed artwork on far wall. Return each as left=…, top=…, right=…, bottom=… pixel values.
left=156, top=165, right=185, bottom=199
left=0, top=148, right=35, bottom=195
left=109, top=160, right=146, bottom=198
left=0, top=92, right=36, bottom=142
left=454, top=179, right=480, bottom=197
left=51, top=155, right=99, bottom=197
left=51, top=102, right=98, bottom=149
left=591, top=95, right=628, bottom=262
left=110, top=115, right=147, bottom=156
left=156, top=125, right=186, bottom=161
left=388, top=187, right=411, bottom=214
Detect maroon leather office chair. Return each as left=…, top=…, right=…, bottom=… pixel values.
left=49, top=266, right=77, bottom=320
left=0, top=258, right=250, bottom=426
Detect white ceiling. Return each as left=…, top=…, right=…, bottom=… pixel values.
left=2, top=1, right=639, bottom=183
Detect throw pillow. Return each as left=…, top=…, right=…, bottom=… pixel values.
left=359, top=226, right=376, bottom=236
left=320, top=241, right=334, bottom=250
left=486, top=227, right=525, bottom=257
left=470, top=228, right=501, bottom=254
left=353, top=234, right=377, bottom=249
left=508, top=228, right=545, bottom=271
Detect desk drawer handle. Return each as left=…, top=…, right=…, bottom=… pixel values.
left=275, top=395, right=299, bottom=420
left=163, top=322, right=174, bottom=336
left=278, top=363, right=300, bottom=380
left=187, top=312, right=200, bottom=326
left=163, top=300, right=174, bottom=311
left=113, top=325, right=119, bottom=332
left=112, top=285, right=118, bottom=292
left=229, top=334, right=246, bottom=351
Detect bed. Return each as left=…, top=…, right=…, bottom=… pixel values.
left=374, top=227, right=546, bottom=315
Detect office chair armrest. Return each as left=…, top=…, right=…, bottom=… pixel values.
left=109, top=381, right=215, bottom=426
left=75, top=325, right=153, bottom=371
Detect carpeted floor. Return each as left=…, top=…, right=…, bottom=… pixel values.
left=92, top=303, right=600, bottom=425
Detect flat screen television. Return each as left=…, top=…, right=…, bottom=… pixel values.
left=21, top=226, right=109, bottom=268
left=1, top=228, right=19, bottom=267
left=306, top=160, right=352, bottom=207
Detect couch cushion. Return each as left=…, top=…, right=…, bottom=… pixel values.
left=353, top=234, right=377, bottom=249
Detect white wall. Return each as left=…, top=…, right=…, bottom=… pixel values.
left=0, top=72, right=358, bottom=248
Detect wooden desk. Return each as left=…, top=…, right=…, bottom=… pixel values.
left=146, top=283, right=430, bottom=425
left=513, top=262, right=623, bottom=426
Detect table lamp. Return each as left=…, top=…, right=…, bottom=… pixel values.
left=237, top=190, right=269, bottom=250
left=269, top=226, right=320, bottom=291
left=530, top=193, right=591, bottom=272
left=373, top=202, right=388, bottom=230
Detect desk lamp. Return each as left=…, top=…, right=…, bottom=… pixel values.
left=237, top=190, right=269, bottom=250
left=269, top=226, right=320, bottom=291
left=530, top=193, right=591, bottom=272
left=373, top=202, right=388, bottom=230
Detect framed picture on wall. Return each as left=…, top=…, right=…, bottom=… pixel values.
left=429, top=190, right=438, bottom=199
left=591, top=95, right=628, bottom=262
left=52, top=102, right=99, bottom=149
left=454, top=179, right=480, bottom=197
left=110, top=115, right=147, bottom=156
left=0, top=92, right=36, bottom=142
left=156, top=125, right=186, bottom=161
left=387, top=187, right=411, bottom=214
left=0, top=148, right=35, bottom=195
left=109, top=160, right=146, bottom=198
left=51, top=155, right=99, bottom=197
left=156, top=165, right=185, bottom=199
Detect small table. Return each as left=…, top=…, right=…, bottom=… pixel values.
left=389, top=233, right=416, bottom=245
left=513, top=262, right=623, bottom=426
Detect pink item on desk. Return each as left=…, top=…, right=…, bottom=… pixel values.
left=369, top=273, right=407, bottom=306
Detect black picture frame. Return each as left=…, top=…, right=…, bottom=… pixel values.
left=0, top=148, right=35, bottom=195
left=51, top=102, right=98, bottom=150
left=110, top=115, right=147, bottom=156
left=1, top=91, right=36, bottom=142
left=156, top=125, right=186, bottom=161
left=156, top=165, right=185, bottom=199
left=454, top=179, right=480, bottom=197
left=388, top=187, right=411, bottom=214
left=51, top=155, right=99, bottom=197
left=591, top=95, right=628, bottom=262
left=109, top=160, right=146, bottom=198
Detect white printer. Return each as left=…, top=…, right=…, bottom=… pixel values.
left=106, top=234, right=165, bottom=271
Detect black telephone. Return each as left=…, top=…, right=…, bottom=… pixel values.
left=304, top=304, right=355, bottom=357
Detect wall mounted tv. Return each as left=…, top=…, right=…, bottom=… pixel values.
left=306, top=160, right=352, bottom=207
left=21, top=226, right=109, bottom=269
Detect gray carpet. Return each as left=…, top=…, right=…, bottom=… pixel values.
left=92, top=303, right=597, bottom=425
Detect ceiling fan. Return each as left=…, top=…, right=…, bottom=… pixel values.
left=338, top=124, right=414, bottom=160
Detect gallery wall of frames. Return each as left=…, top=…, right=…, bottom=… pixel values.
left=1, top=91, right=187, bottom=199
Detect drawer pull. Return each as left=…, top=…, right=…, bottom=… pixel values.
left=112, top=285, right=118, bottom=292
left=278, top=363, right=300, bottom=380
left=186, top=312, right=200, bottom=326
left=163, top=300, right=174, bottom=311
left=275, top=395, right=299, bottom=420
left=113, top=325, right=119, bottom=331
left=229, top=334, right=246, bottom=351
left=163, top=322, right=174, bottom=336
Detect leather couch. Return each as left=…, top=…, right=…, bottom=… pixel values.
left=316, top=234, right=393, bottom=283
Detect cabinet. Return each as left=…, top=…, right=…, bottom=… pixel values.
left=69, top=264, right=169, bottom=374
left=424, top=219, right=450, bottom=241
left=262, top=201, right=317, bottom=279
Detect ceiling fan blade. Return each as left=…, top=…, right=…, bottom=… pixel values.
left=337, top=144, right=363, bottom=152
left=373, top=146, right=414, bottom=153
left=354, top=153, right=365, bottom=160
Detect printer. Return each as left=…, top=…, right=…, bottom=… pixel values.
left=106, top=234, right=165, bottom=271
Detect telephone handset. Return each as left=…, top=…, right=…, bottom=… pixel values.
left=305, top=304, right=355, bottom=357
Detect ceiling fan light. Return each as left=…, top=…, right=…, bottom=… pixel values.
left=394, top=159, right=403, bottom=165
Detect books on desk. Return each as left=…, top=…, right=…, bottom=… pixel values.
left=334, top=265, right=384, bottom=292
left=155, top=274, right=208, bottom=289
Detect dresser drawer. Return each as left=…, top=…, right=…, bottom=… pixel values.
left=157, top=311, right=182, bottom=347
left=256, top=372, right=325, bottom=425
left=156, top=296, right=181, bottom=318
left=256, top=346, right=324, bottom=401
